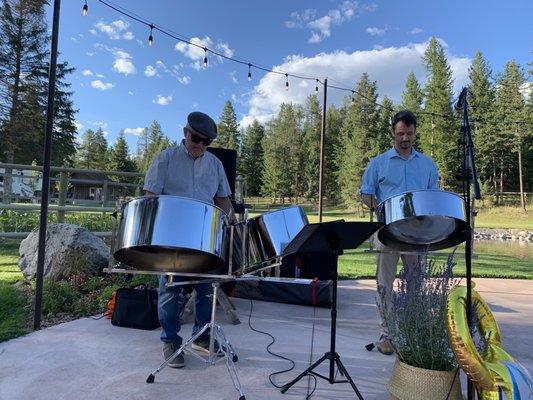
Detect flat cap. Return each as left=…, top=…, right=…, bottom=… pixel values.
left=187, top=111, right=217, bottom=139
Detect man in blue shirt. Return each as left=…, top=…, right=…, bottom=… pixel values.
left=360, top=110, right=439, bottom=355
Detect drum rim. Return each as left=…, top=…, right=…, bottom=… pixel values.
left=246, top=204, right=306, bottom=220
left=377, top=189, right=464, bottom=207
left=122, top=194, right=227, bottom=216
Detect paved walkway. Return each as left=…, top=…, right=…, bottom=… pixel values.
left=1, top=279, right=532, bottom=400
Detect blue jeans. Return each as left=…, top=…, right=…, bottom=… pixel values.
left=158, top=275, right=212, bottom=346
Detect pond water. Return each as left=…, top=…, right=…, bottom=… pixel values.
left=473, top=240, right=533, bottom=261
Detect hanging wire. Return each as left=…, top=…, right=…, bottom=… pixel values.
left=85, top=0, right=457, bottom=121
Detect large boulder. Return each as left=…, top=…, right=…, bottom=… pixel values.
left=19, top=223, right=110, bottom=280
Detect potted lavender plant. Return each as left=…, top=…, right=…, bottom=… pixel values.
left=378, top=253, right=463, bottom=400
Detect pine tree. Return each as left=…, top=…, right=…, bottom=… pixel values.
left=110, top=131, right=136, bottom=173
left=467, top=51, right=497, bottom=196
left=0, top=0, right=76, bottom=165
left=136, top=121, right=172, bottom=173
left=400, top=72, right=423, bottom=149
left=301, top=95, right=322, bottom=200
left=240, top=120, right=265, bottom=196
left=261, top=103, right=303, bottom=202
left=419, top=37, right=458, bottom=189
left=92, top=128, right=109, bottom=170
left=375, top=97, right=395, bottom=154
left=401, top=72, right=424, bottom=115
left=337, top=73, right=379, bottom=209
left=75, top=129, right=96, bottom=169
left=493, top=60, right=526, bottom=203
left=215, top=100, right=240, bottom=153
left=324, top=105, right=344, bottom=201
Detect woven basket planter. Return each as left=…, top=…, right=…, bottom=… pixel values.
left=388, top=359, right=463, bottom=400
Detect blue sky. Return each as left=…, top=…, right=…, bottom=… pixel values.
left=53, top=0, right=532, bottom=153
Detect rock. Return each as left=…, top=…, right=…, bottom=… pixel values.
left=19, top=223, right=110, bottom=281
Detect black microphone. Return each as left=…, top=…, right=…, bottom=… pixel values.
left=455, top=87, right=467, bottom=110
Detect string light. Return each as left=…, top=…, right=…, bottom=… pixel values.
left=148, top=24, right=154, bottom=46
left=315, top=79, right=319, bottom=93
left=81, top=0, right=456, bottom=122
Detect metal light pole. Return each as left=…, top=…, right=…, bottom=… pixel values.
left=33, top=0, right=62, bottom=330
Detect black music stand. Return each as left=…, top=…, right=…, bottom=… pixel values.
left=279, top=221, right=382, bottom=399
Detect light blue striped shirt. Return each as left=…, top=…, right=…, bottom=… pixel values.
left=360, top=147, right=439, bottom=204
left=143, top=141, right=231, bottom=204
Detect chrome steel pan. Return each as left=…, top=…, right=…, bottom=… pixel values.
left=375, top=190, right=467, bottom=251
left=246, top=206, right=308, bottom=266
left=114, top=196, right=228, bottom=273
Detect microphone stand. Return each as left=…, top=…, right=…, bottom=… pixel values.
left=457, top=87, right=481, bottom=400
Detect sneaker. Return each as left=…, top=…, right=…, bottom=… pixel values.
left=191, top=337, right=225, bottom=357
left=163, top=342, right=185, bottom=368
left=377, top=334, right=394, bottom=355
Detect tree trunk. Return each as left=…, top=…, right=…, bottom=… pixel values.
left=499, top=158, right=504, bottom=206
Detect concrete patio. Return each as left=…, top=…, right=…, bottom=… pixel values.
left=1, top=278, right=532, bottom=400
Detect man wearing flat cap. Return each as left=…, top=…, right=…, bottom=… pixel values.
left=144, top=111, right=234, bottom=368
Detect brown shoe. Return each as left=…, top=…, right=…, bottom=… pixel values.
left=377, top=335, right=394, bottom=355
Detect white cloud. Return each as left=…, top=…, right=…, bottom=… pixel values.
left=366, top=27, right=386, bottom=36
left=124, top=127, right=145, bottom=136
left=144, top=65, right=157, bottom=77
left=113, top=50, right=136, bottom=75
left=90, top=79, right=114, bottom=91
left=89, top=121, right=108, bottom=129
left=74, top=121, right=84, bottom=131
left=175, top=37, right=212, bottom=60
left=175, top=37, right=235, bottom=67
left=89, top=29, right=97, bottom=35
left=240, top=40, right=471, bottom=128
left=229, top=71, right=238, bottom=84
left=95, top=19, right=133, bottom=40
left=128, top=91, right=134, bottom=95
left=286, top=1, right=369, bottom=43
left=153, top=95, right=173, bottom=105
left=86, top=51, right=95, bottom=57
left=178, top=76, right=191, bottom=85
left=82, top=69, right=93, bottom=76
left=96, top=73, right=104, bottom=78
left=409, top=27, right=424, bottom=35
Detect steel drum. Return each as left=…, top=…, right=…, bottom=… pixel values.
left=114, top=196, right=228, bottom=273
left=375, top=189, right=467, bottom=251
left=245, top=206, right=308, bottom=266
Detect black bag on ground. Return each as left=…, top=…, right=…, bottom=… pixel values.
left=111, top=285, right=160, bottom=330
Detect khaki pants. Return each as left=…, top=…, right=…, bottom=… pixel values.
left=373, top=233, right=422, bottom=335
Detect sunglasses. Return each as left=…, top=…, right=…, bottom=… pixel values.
left=188, top=130, right=212, bottom=146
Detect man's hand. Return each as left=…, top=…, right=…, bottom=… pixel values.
left=361, top=194, right=378, bottom=211
left=214, top=196, right=236, bottom=223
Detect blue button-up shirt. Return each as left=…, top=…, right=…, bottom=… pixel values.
left=143, top=141, right=231, bottom=204
left=360, top=147, right=439, bottom=204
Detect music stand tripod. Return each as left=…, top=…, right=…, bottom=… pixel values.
left=279, top=221, right=382, bottom=399
left=146, top=280, right=246, bottom=400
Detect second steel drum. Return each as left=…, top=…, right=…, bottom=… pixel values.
left=375, top=189, right=468, bottom=251
left=246, top=206, right=308, bottom=266
left=114, top=196, right=228, bottom=273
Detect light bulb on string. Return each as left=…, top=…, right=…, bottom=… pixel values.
left=203, top=48, right=208, bottom=68
left=82, top=0, right=88, bottom=16
left=285, top=74, right=289, bottom=91
left=315, top=79, right=319, bottom=93
left=351, top=91, right=355, bottom=104
left=148, top=24, right=154, bottom=46
left=247, top=63, right=252, bottom=81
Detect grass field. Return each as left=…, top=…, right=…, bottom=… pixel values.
left=0, top=203, right=531, bottom=342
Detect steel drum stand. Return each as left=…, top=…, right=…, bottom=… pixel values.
left=278, top=221, right=382, bottom=399
left=146, top=280, right=246, bottom=400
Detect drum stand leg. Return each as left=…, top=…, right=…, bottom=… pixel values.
left=146, top=282, right=246, bottom=400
